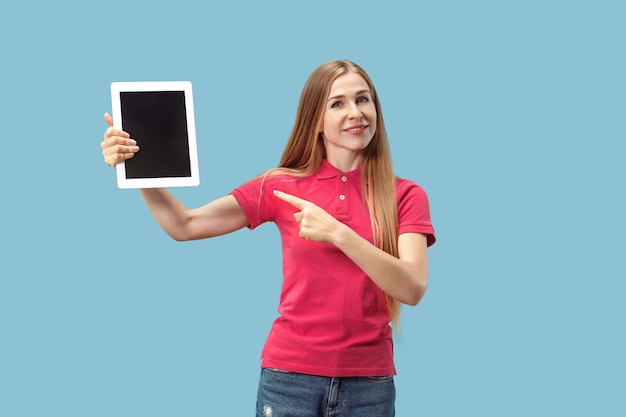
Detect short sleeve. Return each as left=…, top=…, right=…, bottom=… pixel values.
left=230, top=175, right=279, bottom=229
left=396, top=179, right=436, bottom=246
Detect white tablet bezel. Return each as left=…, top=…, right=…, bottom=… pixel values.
left=110, top=81, right=200, bottom=189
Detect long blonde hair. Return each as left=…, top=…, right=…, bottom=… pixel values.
left=278, top=60, right=401, bottom=322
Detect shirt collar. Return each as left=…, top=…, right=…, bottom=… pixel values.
left=315, top=159, right=363, bottom=180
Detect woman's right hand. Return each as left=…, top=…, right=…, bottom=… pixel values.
left=100, top=112, right=140, bottom=167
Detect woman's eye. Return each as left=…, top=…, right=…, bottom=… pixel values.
left=357, top=96, right=370, bottom=103
left=331, top=101, right=342, bottom=108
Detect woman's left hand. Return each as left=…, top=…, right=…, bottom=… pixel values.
left=273, top=190, right=344, bottom=243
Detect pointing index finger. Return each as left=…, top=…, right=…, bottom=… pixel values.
left=273, top=190, right=308, bottom=210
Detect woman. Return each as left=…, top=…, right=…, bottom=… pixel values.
left=101, top=60, right=435, bottom=417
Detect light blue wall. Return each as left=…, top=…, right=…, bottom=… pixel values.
left=1, top=1, right=624, bottom=415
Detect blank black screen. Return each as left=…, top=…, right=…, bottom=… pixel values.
left=120, top=91, right=191, bottom=179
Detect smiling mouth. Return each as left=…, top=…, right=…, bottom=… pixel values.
left=344, top=125, right=368, bottom=134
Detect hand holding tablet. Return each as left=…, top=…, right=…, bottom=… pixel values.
left=109, top=81, right=200, bottom=188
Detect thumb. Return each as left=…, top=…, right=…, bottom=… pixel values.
left=104, top=112, right=114, bottom=127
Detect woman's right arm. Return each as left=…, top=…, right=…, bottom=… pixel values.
left=139, top=190, right=248, bottom=241
left=101, top=113, right=249, bottom=241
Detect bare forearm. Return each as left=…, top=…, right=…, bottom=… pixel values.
left=332, top=226, right=428, bottom=306
left=140, top=188, right=192, bottom=240
left=139, top=190, right=248, bottom=241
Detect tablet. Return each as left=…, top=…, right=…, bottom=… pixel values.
left=110, top=81, right=200, bottom=188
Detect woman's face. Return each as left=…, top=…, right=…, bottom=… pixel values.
left=321, top=72, right=377, bottom=164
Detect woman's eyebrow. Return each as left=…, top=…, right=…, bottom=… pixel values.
left=327, top=90, right=371, bottom=102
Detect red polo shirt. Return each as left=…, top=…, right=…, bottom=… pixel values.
left=230, top=160, right=435, bottom=377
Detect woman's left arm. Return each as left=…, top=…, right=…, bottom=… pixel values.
left=333, top=230, right=428, bottom=306
left=273, top=190, right=428, bottom=306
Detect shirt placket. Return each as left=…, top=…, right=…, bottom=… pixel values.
left=335, top=174, right=350, bottom=222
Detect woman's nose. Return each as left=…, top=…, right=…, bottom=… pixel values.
left=347, top=102, right=363, bottom=119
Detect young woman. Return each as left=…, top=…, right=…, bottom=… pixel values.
left=101, top=60, right=435, bottom=417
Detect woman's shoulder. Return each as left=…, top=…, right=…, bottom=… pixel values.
left=236, top=168, right=305, bottom=192
left=258, top=168, right=306, bottom=185
left=395, top=176, right=428, bottom=196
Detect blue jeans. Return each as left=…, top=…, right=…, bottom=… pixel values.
left=256, top=368, right=395, bottom=417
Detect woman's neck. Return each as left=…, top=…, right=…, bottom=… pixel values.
left=325, top=151, right=365, bottom=172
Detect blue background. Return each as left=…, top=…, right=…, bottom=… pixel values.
left=1, top=1, right=624, bottom=415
